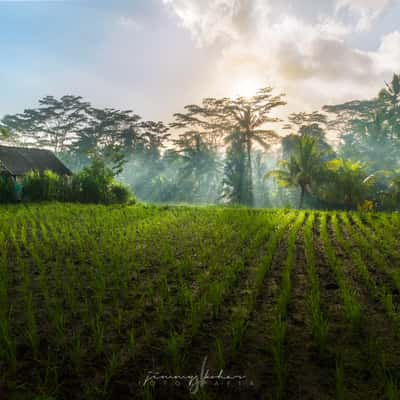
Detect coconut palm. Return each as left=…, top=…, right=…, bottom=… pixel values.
left=267, top=136, right=324, bottom=208
left=172, top=87, right=286, bottom=205
left=321, top=159, right=375, bottom=209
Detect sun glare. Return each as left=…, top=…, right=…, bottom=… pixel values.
left=231, top=77, right=261, bottom=98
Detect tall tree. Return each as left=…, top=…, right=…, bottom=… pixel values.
left=139, top=120, right=170, bottom=161
left=267, top=136, right=324, bottom=208
left=252, top=149, right=273, bottom=207
left=171, top=87, right=286, bottom=205
left=119, top=120, right=170, bottom=201
left=325, top=100, right=396, bottom=170
left=378, top=73, right=400, bottom=140
left=324, top=75, right=400, bottom=171
left=71, top=107, right=141, bottom=172
left=173, top=131, right=221, bottom=203
left=221, top=129, right=250, bottom=204
left=2, top=95, right=90, bottom=152
left=2, top=109, right=44, bottom=145
left=282, top=111, right=333, bottom=158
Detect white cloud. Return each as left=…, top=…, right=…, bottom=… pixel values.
left=371, top=31, right=400, bottom=74
left=336, top=0, right=394, bottom=31
left=163, top=0, right=263, bottom=45
left=163, top=0, right=400, bottom=113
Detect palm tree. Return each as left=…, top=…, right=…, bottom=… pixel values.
left=379, top=73, right=400, bottom=108
left=321, top=159, right=374, bottom=209
left=224, top=95, right=284, bottom=205
left=174, top=132, right=221, bottom=203
left=379, top=73, right=400, bottom=139
left=373, top=168, right=400, bottom=210
left=172, top=87, right=286, bottom=205
left=267, top=136, right=324, bottom=208
left=221, top=129, right=249, bottom=204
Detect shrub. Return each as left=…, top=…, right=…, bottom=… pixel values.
left=72, top=158, right=134, bottom=204
left=109, top=183, right=134, bottom=204
left=72, top=159, right=114, bottom=204
left=0, top=175, right=16, bottom=203
left=357, top=200, right=374, bottom=212
left=1, top=158, right=133, bottom=205
left=23, top=170, right=65, bottom=202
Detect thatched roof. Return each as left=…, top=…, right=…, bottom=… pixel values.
left=0, top=145, right=72, bottom=176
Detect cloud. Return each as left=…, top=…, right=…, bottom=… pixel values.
left=163, top=0, right=400, bottom=112
left=163, top=0, right=263, bottom=45
left=371, top=30, right=400, bottom=73
left=336, top=0, right=394, bottom=30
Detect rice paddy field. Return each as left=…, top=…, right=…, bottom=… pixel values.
left=1, top=203, right=400, bottom=400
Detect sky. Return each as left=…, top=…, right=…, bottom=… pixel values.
left=1, top=0, right=400, bottom=123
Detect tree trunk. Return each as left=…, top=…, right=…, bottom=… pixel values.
left=299, top=185, right=305, bottom=209
left=246, top=135, right=254, bottom=207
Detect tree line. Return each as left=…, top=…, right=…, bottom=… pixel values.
left=1, top=73, right=400, bottom=210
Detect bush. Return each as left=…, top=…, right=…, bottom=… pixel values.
left=1, top=158, right=134, bottom=205
left=71, top=158, right=134, bottom=204
left=71, top=158, right=114, bottom=204
left=109, top=183, right=134, bottom=204
left=357, top=200, right=374, bottom=212
left=23, top=170, right=65, bottom=202
left=0, top=175, right=16, bottom=203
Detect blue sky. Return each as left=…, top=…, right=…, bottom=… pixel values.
left=0, top=0, right=212, bottom=120
left=1, top=0, right=400, bottom=122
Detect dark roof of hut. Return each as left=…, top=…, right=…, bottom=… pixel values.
left=0, top=145, right=72, bottom=176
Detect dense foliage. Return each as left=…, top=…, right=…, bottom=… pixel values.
left=0, top=175, right=16, bottom=203
left=1, top=73, right=400, bottom=210
left=1, top=159, right=134, bottom=205
left=23, top=170, right=66, bottom=202
left=71, top=158, right=134, bottom=204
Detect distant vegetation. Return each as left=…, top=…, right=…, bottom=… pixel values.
left=1, top=73, right=400, bottom=210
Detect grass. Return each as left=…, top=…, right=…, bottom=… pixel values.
left=304, top=213, right=329, bottom=354
left=0, top=203, right=400, bottom=400
left=321, top=213, right=362, bottom=329
left=271, top=211, right=305, bottom=399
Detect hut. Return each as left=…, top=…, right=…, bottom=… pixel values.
left=0, top=145, right=72, bottom=200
